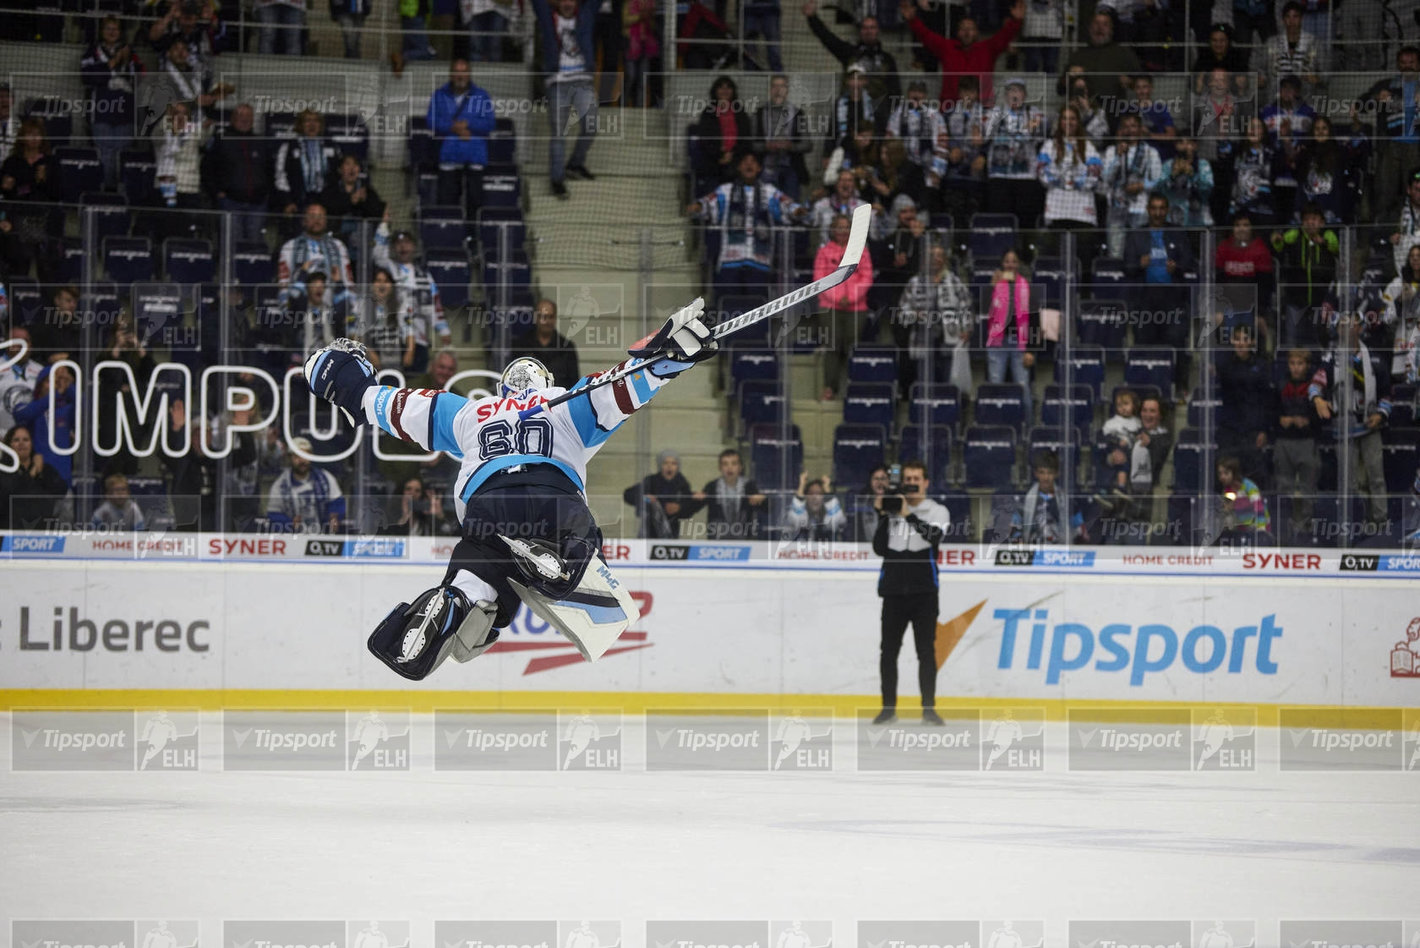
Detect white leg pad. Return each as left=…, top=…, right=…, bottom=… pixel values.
left=508, top=555, right=639, bottom=662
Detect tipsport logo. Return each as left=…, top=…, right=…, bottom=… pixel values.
left=435, top=920, right=555, bottom=948
left=857, top=711, right=981, bottom=772
left=224, top=919, right=345, bottom=948
left=434, top=711, right=560, bottom=771
left=1068, top=710, right=1192, bottom=772
left=1069, top=920, right=1209, bottom=948
left=859, top=919, right=1041, bottom=948
left=221, top=711, right=409, bottom=772
left=14, top=920, right=199, bottom=948
left=645, top=920, right=776, bottom=948
left=557, top=712, right=624, bottom=771
left=557, top=921, right=622, bottom=948
left=769, top=714, right=834, bottom=772
left=1279, top=920, right=1404, bottom=948
left=11, top=710, right=199, bottom=772
left=345, top=711, right=411, bottom=771
left=645, top=712, right=771, bottom=771
left=1278, top=709, right=1405, bottom=771
left=857, top=710, right=1044, bottom=772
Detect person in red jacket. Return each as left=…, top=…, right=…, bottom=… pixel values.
left=899, top=0, right=1024, bottom=106
left=1215, top=210, right=1275, bottom=317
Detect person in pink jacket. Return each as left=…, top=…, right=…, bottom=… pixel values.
left=984, top=247, right=1034, bottom=418
left=814, top=212, right=876, bottom=399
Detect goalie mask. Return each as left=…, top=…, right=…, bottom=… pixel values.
left=500, top=356, right=555, bottom=396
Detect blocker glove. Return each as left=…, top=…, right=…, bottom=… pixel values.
left=304, top=337, right=377, bottom=426
left=629, top=297, right=719, bottom=377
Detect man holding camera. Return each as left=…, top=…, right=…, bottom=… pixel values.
left=871, top=461, right=950, bottom=725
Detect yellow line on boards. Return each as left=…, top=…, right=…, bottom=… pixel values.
left=0, top=690, right=1406, bottom=729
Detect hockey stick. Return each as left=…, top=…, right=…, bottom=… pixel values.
left=521, top=202, right=872, bottom=419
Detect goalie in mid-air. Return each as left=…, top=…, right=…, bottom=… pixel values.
left=304, top=204, right=869, bottom=680
left=303, top=300, right=719, bottom=680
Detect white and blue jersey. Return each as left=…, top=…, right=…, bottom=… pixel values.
left=361, top=357, right=675, bottom=521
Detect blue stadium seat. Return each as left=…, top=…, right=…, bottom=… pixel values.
left=1125, top=347, right=1176, bottom=402
left=55, top=146, right=103, bottom=201
left=1032, top=260, right=1068, bottom=310
left=55, top=238, right=86, bottom=284
left=981, top=489, right=1021, bottom=542
left=833, top=423, right=887, bottom=489
left=1077, top=298, right=1128, bottom=354
left=416, top=171, right=439, bottom=208
left=729, top=346, right=779, bottom=386
left=1187, top=388, right=1223, bottom=429
left=130, top=283, right=184, bottom=348
left=483, top=258, right=532, bottom=296
left=477, top=208, right=526, bottom=257
left=233, top=242, right=276, bottom=286
left=749, top=424, right=803, bottom=491
left=1171, top=428, right=1207, bottom=494
left=84, top=192, right=131, bottom=241
left=935, top=488, right=972, bottom=540
left=418, top=205, right=466, bottom=251
left=1090, top=257, right=1128, bottom=297
left=739, top=380, right=787, bottom=429
left=968, top=213, right=1017, bottom=263
left=907, top=382, right=961, bottom=429
left=482, top=172, right=522, bottom=210
left=91, top=282, right=122, bottom=326
left=103, top=236, right=155, bottom=284
left=488, top=134, right=516, bottom=166
left=963, top=424, right=1017, bottom=488
left=1052, top=344, right=1105, bottom=400
left=8, top=279, right=42, bottom=323
left=973, top=383, right=1028, bottom=432
left=408, top=116, right=437, bottom=169
left=1040, top=383, right=1093, bottom=433
left=425, top=248, right=472, bottom=311
left=163, top=238, right=216, bottom=284
left=119, top=148, right=156, bottom=205
left=843, top=382, right=895, bottom=429
left=899, top=424, right=954, bottom=486
left=846, top=345, right=898, bottom=385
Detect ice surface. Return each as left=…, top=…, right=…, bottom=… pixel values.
left=0, top=712, right=1415, bottom=946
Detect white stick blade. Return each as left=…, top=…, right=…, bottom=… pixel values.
left=841, top=203, right=872, bottom=269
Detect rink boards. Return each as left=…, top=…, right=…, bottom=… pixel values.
left=1, top=534, right=1417, bottom=714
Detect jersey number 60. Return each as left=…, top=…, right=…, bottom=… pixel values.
left=477, top=417, right=554, bottom=461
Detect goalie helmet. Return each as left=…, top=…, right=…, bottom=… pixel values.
left=499, top=356, right=554, bottom=396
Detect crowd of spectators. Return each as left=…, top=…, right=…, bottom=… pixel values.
left=668, top=0, right=1420, bottom=547
left=2, top=0, right=1420, bottom=547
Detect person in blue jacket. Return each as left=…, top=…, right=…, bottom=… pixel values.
left=426, top=58, right=496, bottom=225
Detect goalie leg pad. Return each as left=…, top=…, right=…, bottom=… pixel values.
left=367, top=585, right=500, bottom=680
left=508, top=554, right=640, bottom=662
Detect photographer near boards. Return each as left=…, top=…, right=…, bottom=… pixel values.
left=871, top=461, right=950, bottom=726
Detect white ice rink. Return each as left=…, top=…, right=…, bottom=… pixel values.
left=2, top=713, right=1417, bottom=948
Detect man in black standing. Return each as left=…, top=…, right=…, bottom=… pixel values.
left=871, top=461, right=950, bottom=726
